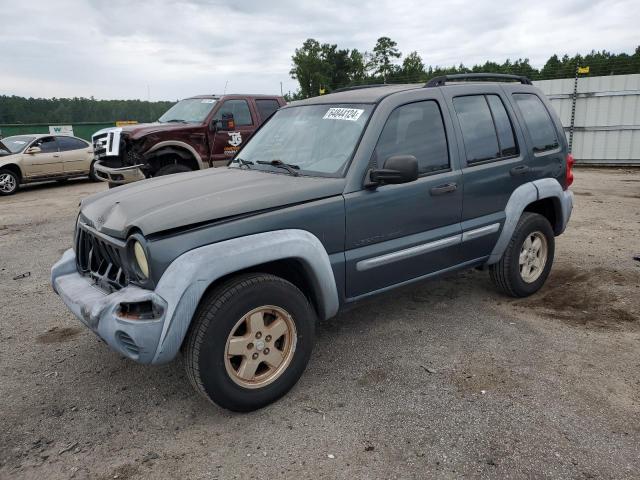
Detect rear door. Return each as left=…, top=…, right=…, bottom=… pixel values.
left=344, top=96, right=464, bottom=299
left=442, top=86, right=529, bottom=261
left=209, top=99, right=256, bottom=166
left=57, top=136, right=92, bottom=174
left=22, top=136, right=63, bottom=177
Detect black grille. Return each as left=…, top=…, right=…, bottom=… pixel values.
left=75, top=225, right=128, bottom=292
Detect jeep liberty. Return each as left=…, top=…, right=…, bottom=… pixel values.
left=92, top=94, right=285, bottom=186
left=52, top=74, right=574, bottom=411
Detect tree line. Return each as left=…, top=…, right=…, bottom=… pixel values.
left=0, top=96, right=175, bottom=124
left=288, top=38, right=640, bottom=99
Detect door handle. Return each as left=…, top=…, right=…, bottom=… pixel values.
left=53, top=154, right=60, bottom=158
left=430, top=182, right=457, bottom=195
left=510, top=165, right=530, bottom=176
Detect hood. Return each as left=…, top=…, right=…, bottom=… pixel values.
left=94, top=122, right=199, bottom=141
left=80, top=168, right=345, bottom=238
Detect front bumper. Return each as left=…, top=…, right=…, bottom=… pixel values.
left=93, top=160, right=146, bottom=185
left=51, top=249, right=167, bottom=363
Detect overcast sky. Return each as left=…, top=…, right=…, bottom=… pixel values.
left=1, top=0, right=637, bottom=101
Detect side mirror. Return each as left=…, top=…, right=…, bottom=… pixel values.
left=25, top=146, right=42, bottom=154
left=367, top=155, right=419, bottom=187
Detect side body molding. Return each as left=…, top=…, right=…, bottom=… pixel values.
left=486, top=178, right=573, bottom=265
left=152, top=229, right=339, bottom=364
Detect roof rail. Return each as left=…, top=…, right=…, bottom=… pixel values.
left=331, top=84, right=388, bottom=93
left=424, top=73, right=533, bottom=88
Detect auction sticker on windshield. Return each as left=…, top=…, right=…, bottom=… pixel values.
left=323, top=108, right=364, bottom=121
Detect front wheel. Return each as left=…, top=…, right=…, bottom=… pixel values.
left=489, top=212, right=555, bottom=297
left=183, top=273, right=316, bottom=411
left=155, top=163, right=192, bottom=177
left=0, top=169, right=19, bottom=195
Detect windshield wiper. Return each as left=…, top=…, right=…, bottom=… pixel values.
left=256, top=159, right=300, bottom=176
left=231, top=157, right=254, bottom=169
left=166, top=119, right=187, bottom=123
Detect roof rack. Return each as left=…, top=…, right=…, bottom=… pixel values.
left=424, top=73, right=533, bottom=88
left=331, top=84, right=388, bottom=93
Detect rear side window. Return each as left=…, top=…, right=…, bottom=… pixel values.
left=57, top=136, right=88, bottom=151
left=374, top=100, right=449, bottom=174
left=255, top=99, right=280, bottom=121
left=513, top=94, right=559, bottom=152
left=215, top=99, right=253, bottom=126
left=453, top=95, right=518, bottom=164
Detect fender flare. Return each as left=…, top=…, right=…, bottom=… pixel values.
left=151, top=229, right=339, bottom=364
left=486, top=178, right=573, bottom=265
left=145, top=141, right=205, bottom=170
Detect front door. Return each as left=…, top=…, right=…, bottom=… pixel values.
left=22, top=136, right=62, bottom=178
left=209, top=99, right=256, bottom=167
left=344, top=99, right=463, bottom=299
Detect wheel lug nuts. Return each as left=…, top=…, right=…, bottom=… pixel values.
left=255, top=332, right=262, bottom=339
left=264, top=348, right=270, bottom=354
left=247, top=342, right=254, bottom=350
left=265, top=335, right=272, bottom=342
left=252, top=353, right=259, bottom=360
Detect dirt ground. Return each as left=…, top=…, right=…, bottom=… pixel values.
left=1, top=169, right=639, bottom=479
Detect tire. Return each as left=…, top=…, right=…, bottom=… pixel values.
left=155, top=163, right=192, bottom=177
left=489, top=212, right=555, bottom=297
left=0, top=169, right=19, bottom=196
left=89, top=161, right=100, bottom=182
left=183, top=273, right=316, bottom=412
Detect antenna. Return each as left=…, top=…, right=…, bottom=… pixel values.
left=223, top=80, right=229, bottom=95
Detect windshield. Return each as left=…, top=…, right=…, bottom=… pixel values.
left=232, top=104, right=373, bottom=177
left=158, top=98, right=217, bottom=123
left=0, top=135, right=35, bottom=154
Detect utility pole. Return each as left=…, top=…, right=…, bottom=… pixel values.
left=568, top=66, right=578, bottom=153
left=280, top=81, right=283, bottom=96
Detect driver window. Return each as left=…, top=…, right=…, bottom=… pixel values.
left=33, top=137, right=59, bottom=153
left=373, top=101, right=449, bottom=175
left=214, top=100, right=253, bottom=126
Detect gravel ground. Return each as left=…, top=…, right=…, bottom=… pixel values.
left=1, top=169, right=639, bottom=479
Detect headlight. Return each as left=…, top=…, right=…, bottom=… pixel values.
left=133, top=241, right=149, bottom=279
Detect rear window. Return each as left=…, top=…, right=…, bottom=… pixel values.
left=513, top=94, right=559, bottom=152
left=255, top=99, right=281, bottom=121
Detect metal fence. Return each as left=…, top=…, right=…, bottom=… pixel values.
left=534, top=74, right=640, bottom=166
left=0, top=122, right=115, bottom=141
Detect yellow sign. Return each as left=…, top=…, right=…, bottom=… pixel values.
left=116, top=120, right=139, bottom=126
left=577, top=66, right=590, bottom=74
left=319, top=87, right=326, bottom=95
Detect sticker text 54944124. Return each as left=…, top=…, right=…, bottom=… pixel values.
left=323, top=108, right=364, bottom=121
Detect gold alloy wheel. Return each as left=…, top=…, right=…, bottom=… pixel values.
left=224, top=305, right=297, bottom=389
left=519, top=231, right=548, bottom=283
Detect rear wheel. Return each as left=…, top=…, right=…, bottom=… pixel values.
left=0, top=169, right=19, bottom=195
left=155, top=163, right=192, bottom=177
left=183, top=273, right=316, bottom=411
left=489, top=212, right=555, bottom=297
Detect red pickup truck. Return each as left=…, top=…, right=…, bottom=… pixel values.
left=92, top=94, right=286, bottom=186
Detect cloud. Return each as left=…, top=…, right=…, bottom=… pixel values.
left=0, top=0, right=637, bottom=100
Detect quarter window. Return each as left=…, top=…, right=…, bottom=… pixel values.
left=486, top=95, right=518, bottom=157
left=374, top=101, right=449, bottom=174
left=255, top=99, right=281, bottom=121
left=513, top=94, right=559, bottom=152
left=215, top=100, right=253, bottom=126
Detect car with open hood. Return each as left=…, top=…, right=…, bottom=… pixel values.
left=52, top=74, right=574, bottom=411
left=0, top=134, right=96, bottom=195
